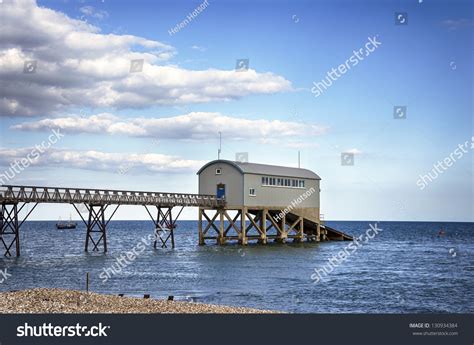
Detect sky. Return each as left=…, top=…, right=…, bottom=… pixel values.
left=0, top=0, right=472, bottom=221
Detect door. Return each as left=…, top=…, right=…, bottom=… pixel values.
left=216, top=183, right=225, bottom=199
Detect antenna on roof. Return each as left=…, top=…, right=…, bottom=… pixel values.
left=218, top=132, right=222, bottom=159
left=298, top=150, right=301, bottom=168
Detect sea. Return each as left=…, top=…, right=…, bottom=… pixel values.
left=0, top=221, right=473, bottom=313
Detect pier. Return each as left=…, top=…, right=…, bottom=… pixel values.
left=0, top=160, right=353, bottom=258
left=0, top=184, right=223, bottom=257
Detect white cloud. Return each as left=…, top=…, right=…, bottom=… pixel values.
left=0, top=147, right=204, bottom=174
left=283, top=141, right=320, bottom=149
left=12, top=112, right=328, bottom=142
left=0, top=0, right=292, bottom=117
left=191, top=45, right=206, bottom=52
left=79, top=6, right=109, bottom=20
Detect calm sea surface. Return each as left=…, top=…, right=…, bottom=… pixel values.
left=1, top=221, right=473, bottom=313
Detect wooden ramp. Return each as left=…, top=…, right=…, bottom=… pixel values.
left=284, top=212, right=353, bottom=241
left=320, top=224, right=353, bottom=241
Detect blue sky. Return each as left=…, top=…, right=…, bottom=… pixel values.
left=0, top=0, right=472, bottom=221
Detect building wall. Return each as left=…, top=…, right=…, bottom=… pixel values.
left=243, top=174, right=320, bottom=209
left=198, top=161, right=243, bottom=207
left=198, top=161, right=321, bottom=218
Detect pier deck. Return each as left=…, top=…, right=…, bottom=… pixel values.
left=0, top=185, right=223, bottom=207
left=0, top=184, right=224, bottom=257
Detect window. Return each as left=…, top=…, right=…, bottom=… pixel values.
left=249, top=188, right=256, bottom=196
left=260, top=176, right=306, bottom=188
left=215, top=168, right=222, bottom=175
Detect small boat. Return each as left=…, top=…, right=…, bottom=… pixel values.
left=56, top=215, right=77, bottom=230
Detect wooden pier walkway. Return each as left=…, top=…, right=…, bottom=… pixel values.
left=0, top=185, right=225, bottom=257
left=0, top=185, right=223, bottom=207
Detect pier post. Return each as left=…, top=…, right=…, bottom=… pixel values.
left=1, top=203, right=20, bottom=257
left=217, top=209, right=225, bottom=245
left=275, top=213, right=287, bottom=243
left=294, top=216, right=304, bottom=243
left=85, top=204, right=108, bottom=252
left=198, top=208, right=204, bottom=245
left=239, top=207, right=247, bottom=245
left=144, top=205, right=183, bottom=249
left=258, top=209, right=267, bottom=244
left=168, top=207, right=175, bottom=248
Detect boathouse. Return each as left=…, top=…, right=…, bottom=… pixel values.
left=197, top=160, right=351, bottom=245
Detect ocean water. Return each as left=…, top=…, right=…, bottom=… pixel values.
left=0, top=221, right=473, bottom=313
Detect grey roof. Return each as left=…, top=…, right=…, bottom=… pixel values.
left=197, top=160, right=321, bottom=180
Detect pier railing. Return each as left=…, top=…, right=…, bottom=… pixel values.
left=0, top=185, right=225, bottom=207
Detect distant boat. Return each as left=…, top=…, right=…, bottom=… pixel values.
left=56, top=215, right=77, bottom=230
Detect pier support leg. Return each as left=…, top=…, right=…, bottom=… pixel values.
left=198, top=208, right=204, bottom=245
left=217, top=209, right=226, bottom=245
left=258, top=209, right=267, bottom=244
left=145, top=206, right=183, bottom=249
left=1, top=203, right=19, bottom=257
left=239, top=208, right=247, bottom=245
left=200, top=209, right=220, bottom=245
left=293, top=216, right=304, bottom=243
left=85, top=204, right=108, bottom=252
left=1, top=202, right=37, bottom=257
left=275, top=214, right=287, bottom=243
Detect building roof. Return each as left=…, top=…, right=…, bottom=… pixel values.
left=197, top=160, right=321, bottom=180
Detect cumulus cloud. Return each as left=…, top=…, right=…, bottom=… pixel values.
left=0, top=147, right=203, bottom=174
left=12, top=112, right=328, bottom=141
left=0, top=0, right=291, bottom=117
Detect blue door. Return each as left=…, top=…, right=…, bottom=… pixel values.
left=217, top=184, right=225, bottom=199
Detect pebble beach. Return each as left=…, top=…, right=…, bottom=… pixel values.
left=0, top=289, right=276, bottom=314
